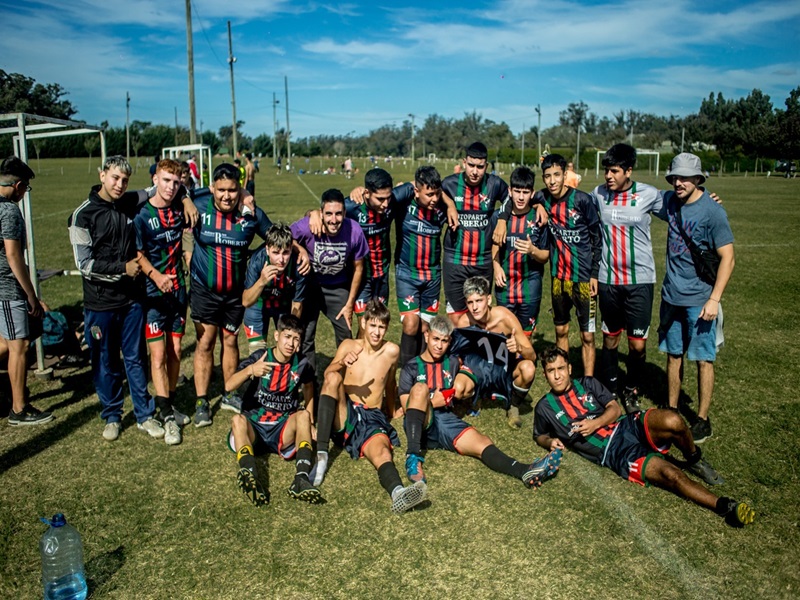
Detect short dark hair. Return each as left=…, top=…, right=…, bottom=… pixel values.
left=465, top=142, right=488, bottom=160
left=415, top=165, right=441, bottom=189
left=213, top=163, right=241, bottom=184
left=541, top=154, right=567, bottom=173
left=234, top=159, right=241, bottom=166
left=364, top=168, right=393, bottom=192
left=0, top=156, right=35, bottom=182
left=540, top=345, right=570, bottom=368
left=363, top=299, right=390, bottom=325
left=602, top=144, right=637, bottom=171
left=276, top=314, right=304, bottom=337
left=246, top=152, right=253, bottom=160
left=320, top=188, right=345, bottom=208
left=510, top=166, right=535, bottom=190
left=265, top=223, right=293, bottom=250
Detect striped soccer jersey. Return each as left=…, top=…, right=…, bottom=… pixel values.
left=495, top=210, right=549, bottom=305
left=239, top=347, right=314, bottom=423
left=393, top=183, right=447, bottom=280
left=134, top=200, right=186, bottom=296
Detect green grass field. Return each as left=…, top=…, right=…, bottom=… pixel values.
left=1, top=158, right=799, bottom=599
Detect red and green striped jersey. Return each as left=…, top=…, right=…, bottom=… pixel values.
left=538, top=187, right=602, bottom=283
left=190, top=192, right=271, bottom=294
left=442, top=173, right=509, bottom=266
left=238, top=347, right=314, bottom=423
left=533, top=377, right=618, bottom=465
left=393, top=182, right=447, bottom=281
left=494, top=210, right=550, bottom=305
left=345, top=196, right=395, bottom=279
left=592, top=182, right=663, bottom=285
left=398, top=354, right=475, bottom=397
left=133, top=200, right=186, bottom=297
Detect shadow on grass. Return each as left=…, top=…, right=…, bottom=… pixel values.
left=0, top=402, right=98, bottom=475
left=86, top=545, right=126, bottom=598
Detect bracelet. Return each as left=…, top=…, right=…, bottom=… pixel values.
left=147, top=269, right=154, bottom=277
left=710, top=297, right=720, bottom=302
left=249, top=365, right=255, bottom=380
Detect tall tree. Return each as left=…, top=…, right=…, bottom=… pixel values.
left=559, top=101, right=589, bottom=168
left=0, top=70, right=77, bottom=119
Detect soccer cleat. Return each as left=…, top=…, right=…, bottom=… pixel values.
left=507, top=405, right=522, bottom=429
left=621, top=387, right=642, bottom=414
left=102, top=421, right=120, bottom=442
left=172, top=406, right=191, bottom=426
left=163, top=419, right=182, bottom=446
left=391, top=481, right=428, bottom=514
left=405, top=453, right=426, bottom=484
left=287, top=476, right=324, bottom=504
left=688, top=457, right=725, bottom=486
left=8, top=404, right=54, bottom=426
left=722, top=499, right=755, bottom=527
left=194, top=400, right=212, bottom=427
left=137, top=417, right=165, bottom=439
left=522, top=448, right=563, bottom=488
left=220, top=392, right=243, bottom=414
left=237, top=468, right=269, bottom=507
left=691, top=417, right=712, bottom=443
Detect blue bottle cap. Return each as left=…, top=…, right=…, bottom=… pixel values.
left=51, top=513, right=66, bottom=527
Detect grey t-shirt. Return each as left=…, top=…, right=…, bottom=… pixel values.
left=657, top=190, right=733, bottom=307
left=0, top=199, right=27, bottom=301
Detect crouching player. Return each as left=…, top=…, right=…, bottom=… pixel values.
left=400, top=315, right=561, bottom=488
left=312, top=300, right=427, bottom=514
left=225, top=314, right=323, bottom=507
left=533, top=346, right=754, bottom=527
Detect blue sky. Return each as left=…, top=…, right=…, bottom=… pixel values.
left=2, top=0, right=799, bottom=139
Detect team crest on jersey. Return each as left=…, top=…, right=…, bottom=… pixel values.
left=479, top=193, right=490, bottom=210
left=442, top=370, right=453, bottom=387
left=568, top=208, right=581, bottom=222
left=290, top=371, right=300, bottom=385
left=580, top=394, right=597, bottom=410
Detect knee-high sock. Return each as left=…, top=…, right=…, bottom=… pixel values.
left=404, top=408, right=426, bottom=455
left=480, top=444, right=526, bottom=479
left=315, top=394, right=336, bottom=452
left=377, top=461, right=403, bottom=497
left=601, top=346, right=619, bottom=394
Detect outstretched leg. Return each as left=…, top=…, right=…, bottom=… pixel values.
left=362, top=435, right=427, bottom=514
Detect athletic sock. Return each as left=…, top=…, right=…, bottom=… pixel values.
left=295, top=441, right=313, bottom=479
left=601, top=347, right=619, bottom=394
left=404, top=408, right=426, bottom=455
left=169, top=390, right=177, bottom=404
left=400, top=333, right=418, bottom=367
left=237, top=444, right=257, bottom=473
left=377, top=461, right=404, bottom=497
left=685, top=446, right=702, bottom=466
left=315, top=394, right=336, bottom=453
left=155, top=395, right=173, bottom=420
left=480, top=444, right=526, bottom=479
left=715, top=496, right=734, bottom=516
left=627, top=350, right=646, bottom=391
left=511, top=385, right=529, bottom=408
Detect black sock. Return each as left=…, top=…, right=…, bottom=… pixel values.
left=511, top=386, right=528, bottom=408
left=480, top=445, right=526, bottom=479
left=237, top=445, right=257, bottom=473
left=315, top=394, right=336, bottom=452
left=404, top=408, right=426, bottom=455
left=155, top=395, right=173, bottom=420
left=715, top=496, right=734, bottom=516
left=295, top=442, right=313, bottom=479
left=685, top=446, right=702, bottom=466
left=627, top=350, right=645, bottom=390
left=169, top=390, right=176, bottom=403
left=400, top=333, right=418, bottom=367
left=601, top=347, right=619, bottom=394
left=377, top=461, right=403, bottom=497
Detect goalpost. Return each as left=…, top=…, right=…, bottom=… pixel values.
left=596, top=149, right=660, bottom=177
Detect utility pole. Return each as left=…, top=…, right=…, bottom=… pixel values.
left=185, top=0, right=197, bottom=144
left=284, top=76, right=291, bottom=171
left=535, top=104, right=542, bottom=168
left=408, top=113, right=416, bottom=164
left=272, top=93, right=280, bottom=165
left=227, top=21, right=238, bottom=157
left=125, top=92, right=130, bottom=161
left=521, top=122, right=525, bottom=165
left=174, top=107, right=179, bottom=145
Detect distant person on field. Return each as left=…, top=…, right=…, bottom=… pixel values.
left=533, top=346, right=754, bottom=527
left=0, top=156, right=52, bottom=425
left=564, top=161, right=582, bottom=188
left=245, top=152, right=256, bottom=197
left=149, top=155, right=159, bottom=178
left=656, top=153, right=734, bottom=443
left=186, top=154, right=200, bottom=187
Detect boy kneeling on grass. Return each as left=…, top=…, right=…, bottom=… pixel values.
left=533, top=346, right=754, bottom=527
left=226, top=314, right=323, bottom=507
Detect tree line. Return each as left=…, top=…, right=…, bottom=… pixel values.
left=1, top=70, right=797, bottom=172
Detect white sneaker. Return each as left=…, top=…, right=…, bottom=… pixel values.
left=137, top=417, right=165, bottom=439
left=164, top=419, right=182, bottom=446
left=102, top=421, right=120, bottom=442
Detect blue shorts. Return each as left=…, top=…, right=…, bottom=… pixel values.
left=421, top=409, right=473, bottom=453
left=242, top=303, right=281, bottom=346
left=144, top=292, right=187, bottom=342
left=355, top=273, right=390, bottom=316
left=602, top=409, right=668, bottom=487
left=336, top=400, right=400, bottom=459
left=227, top=408, right=296, bottom=460
left=658, top=301, right=718, bottom=361
left=461, top=353, right=513, bottom=409
left=395, top=264, right=441, bottom=322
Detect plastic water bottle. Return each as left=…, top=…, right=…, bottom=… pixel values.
left=40, top=514, right=88, bottom=600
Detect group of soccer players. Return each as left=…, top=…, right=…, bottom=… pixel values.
left=66, top=141, right=753, bottom=525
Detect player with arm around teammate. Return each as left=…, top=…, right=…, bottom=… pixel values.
left=311, top=300, right=428, bottom=514
left=225, top=314, right=323, bottom=507
left=400, top=315, right=562, bottom=489
left=533, top=346, right=754, bottom=527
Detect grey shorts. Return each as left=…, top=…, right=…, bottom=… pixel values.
left=0, top=299, right=30, bottom=340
